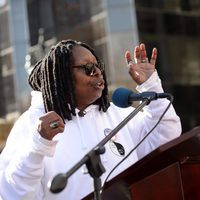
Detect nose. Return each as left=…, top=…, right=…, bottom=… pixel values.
left=92, top=66, right=102, bottom=77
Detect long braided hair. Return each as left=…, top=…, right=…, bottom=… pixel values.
left=28, top=39, right=110, bottom=121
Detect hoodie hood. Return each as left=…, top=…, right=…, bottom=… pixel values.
left=30, top=91, right=44, bottom=110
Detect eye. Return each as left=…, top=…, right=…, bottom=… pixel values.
left=84, top=63, right=96, bottom=76
left=73, top=62, right=101, bottom=76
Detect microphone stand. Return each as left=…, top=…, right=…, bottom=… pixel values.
left=49, top=99, right=150, bottom=200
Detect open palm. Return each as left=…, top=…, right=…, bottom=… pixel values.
left=125, top=43, right=157, bottom=85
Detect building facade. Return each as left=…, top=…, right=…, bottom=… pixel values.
left=0, top=0, right=30, bottom=121
left=0, top=0, right=199, bottom=132
left=134, top=0, right=200, bottom=131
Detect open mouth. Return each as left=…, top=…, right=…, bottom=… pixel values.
left=92, top=79, right=105, bottom=90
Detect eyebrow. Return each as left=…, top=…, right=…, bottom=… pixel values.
left=74, top=61, right=98, bottom=66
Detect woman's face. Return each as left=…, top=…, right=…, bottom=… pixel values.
left=71, top=45, right=105, bottom=110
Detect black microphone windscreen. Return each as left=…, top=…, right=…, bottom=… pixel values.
left=112, top=88, right=132, bottom=108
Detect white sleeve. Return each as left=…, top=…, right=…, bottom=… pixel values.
left=132, top=70, right=182, bottom=159
left=0, top=112, right=57, bottom=200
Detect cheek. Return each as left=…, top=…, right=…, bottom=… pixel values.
left=75, top=82, right=88, bottom=93
left=74, top=77, right=91, bottom=93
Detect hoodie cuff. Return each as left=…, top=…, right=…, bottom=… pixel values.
left=30, top=131, right=58, bottom=157
left=136, top=70, right=164, bottom=93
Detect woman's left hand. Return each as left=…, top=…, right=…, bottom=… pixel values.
left=125, top=43, right=157, bottom=85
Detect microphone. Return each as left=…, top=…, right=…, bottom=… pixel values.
left=112, top=87, right=172, bottom=108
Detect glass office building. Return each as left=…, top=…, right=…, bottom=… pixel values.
left=134, top=0, right=200, bottom=131
left=0, top=0, right=199, bottom=132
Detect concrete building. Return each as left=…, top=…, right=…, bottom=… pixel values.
left=0, top=0, right=200, bottom=133
left=0, top=0, right=30, bottom=121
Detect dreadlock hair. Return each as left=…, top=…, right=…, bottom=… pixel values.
left=28, top=39, right=110, bottom=121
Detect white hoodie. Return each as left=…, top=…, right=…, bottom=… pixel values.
left=0, top=71, right=181, bottom=200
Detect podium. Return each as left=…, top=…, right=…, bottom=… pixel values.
left=83, top=126, right=200, bottom=200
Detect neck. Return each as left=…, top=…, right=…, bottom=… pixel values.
left=76, top=102, right=91, bottom=111
left=77, top=106, right=87, bottom=111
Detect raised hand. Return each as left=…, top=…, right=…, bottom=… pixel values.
left=37, top=111, right=65, bottom=140
left=125, top=43, right=157, bottom=85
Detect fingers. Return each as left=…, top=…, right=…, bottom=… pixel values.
left=150, top=47, right=157, bottom=65
left=125, top=51, right=132, bottom=64
left=140, top=43, right=148, bottom=63
left=134, top=46, right=141, bottom=64
left=126, top=43, right=156, bottom=64
left=37, top=111, right=65, bottom=140
left=132, top=43, right=149, bottom=63
left=125, top=44, right=149, bottom=64
left=125, top=43, right=157, bottom=85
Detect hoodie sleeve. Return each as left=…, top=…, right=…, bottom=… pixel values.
left=0, top=110, right=57, bottom=200
left=130, top=70, right=182, bottom=159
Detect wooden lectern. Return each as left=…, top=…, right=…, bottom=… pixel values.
left=83, top=126, right=200, bottom=200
